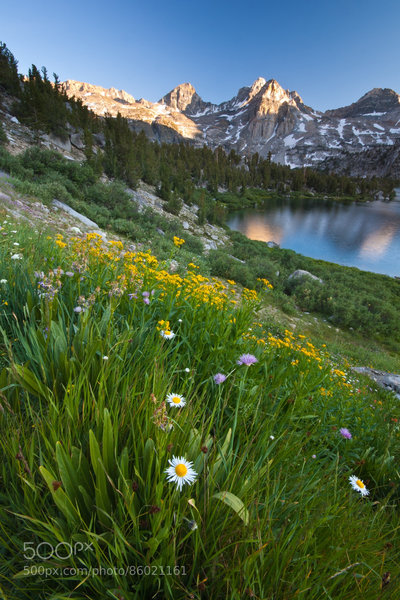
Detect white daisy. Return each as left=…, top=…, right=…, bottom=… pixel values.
left=160, top=329, right=175, bottom=339
left=349, top=475, right=369, bottom=496
left=166, top=393, right=186, bottom=408
left=11, top=253, right=22, bottom=260
left=165, top=456, right=197, bottom=491
left=0, top=279, right=7, bottom=284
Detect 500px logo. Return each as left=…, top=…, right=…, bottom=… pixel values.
left=24, top=542, right=94, bottom=560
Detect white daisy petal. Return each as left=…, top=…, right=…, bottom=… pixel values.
left=166, top=393, right=186, bottom=408
left=165, top=456, right=197, bottom=491
left=160, top=329, right=175, bottom=339
left=349, top=474, right=369, bottom=496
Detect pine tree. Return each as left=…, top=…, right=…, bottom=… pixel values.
left=0, top=42, right=20, bottom=95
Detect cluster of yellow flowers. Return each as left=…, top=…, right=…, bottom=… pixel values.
left=55, top=234, right=67, bottom=249
left=257, top=277, right=274, bottom=290
left=242, top=288, right=259, bottom=303
left=173, top=236, right=185, bottom=248
left=241, top=322, right=357, bottom=399
left=320, top=387, right=333, bottom=397
left=55, top=233, right=262, bottom=312
left=157, top=320, right=171, bottom=332
left=266, top=330, right=323, bottom=364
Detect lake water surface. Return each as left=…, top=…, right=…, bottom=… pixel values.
left=226, top=190, right=400, bottom=277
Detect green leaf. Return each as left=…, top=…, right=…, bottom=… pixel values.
left=39, top=466, right=80, bottom=526
left=70, top=446, right=92, bottom=493
left=11, top=364, right=50, bottom=399
left=89, top=430, right=111, bottom=518
left=144, top=438, right=155, bottom=480
left=102, top=408, right=114, bottom=477
left=89, top=430, right=101, bottom=475
left=211, top=428, right=232, bottom=479
left=55, top=441, right=79, bottom=503
left=213, top=491, right=249, bottom=525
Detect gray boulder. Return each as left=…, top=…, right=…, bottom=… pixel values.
left=52, top=199, right=99, bottom=228
left=352, top=367, right=400, bottom=400
left=204, top=240, right=218, bottom=251
left=288, top=269, right=323, bottom=284
left=93, top=132, right=106, bottom=148
left=42, top=133, right=71, bottom=152
left=70, top=133, right=85, bottom=150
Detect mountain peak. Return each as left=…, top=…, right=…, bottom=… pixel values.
left=326, top=87, right=400, bottom=118
left=249, top=77, right=267, bottom=94
left=159, top=82, right=201, bottom=112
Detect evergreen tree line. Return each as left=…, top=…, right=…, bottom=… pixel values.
left=0, top=40, right=396, bottom=221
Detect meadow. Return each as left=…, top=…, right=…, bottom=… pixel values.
left=0, top=221, right=399, bottom=599
left=1, top=146, right=400, bottom=354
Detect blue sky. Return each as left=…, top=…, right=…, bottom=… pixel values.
left=2, top=0, right=400, bottom=111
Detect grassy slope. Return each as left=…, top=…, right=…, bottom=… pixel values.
left=258, top=301, right=400, bottom=374
left=0, top=204, right=399, bottom=598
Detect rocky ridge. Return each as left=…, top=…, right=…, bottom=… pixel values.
left=64, top=80, right=200, bottom=144
left=62, top=78, right=400, bottom=176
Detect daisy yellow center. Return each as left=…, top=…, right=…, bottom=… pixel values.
left=356, top=479, right=365, bottom=489
left=172, top=396, right=181, bottom=404
left=175, top=464, right=188, bottom=477
left=165, top=330, right=171, bottom=336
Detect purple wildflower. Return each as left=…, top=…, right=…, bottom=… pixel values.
left=74, top=306, right=83, bottom=313
left=237, top=353, right=258, bottom=366
left=143, top=297, right=150, bottom=305
left=213, top=373, right=227, bottom=384
left=339, top=427, right=352, bottom=439
left=128, top=293, right=137, bottom=300
left=65, top=271, right=74, bottom=277
left=142, top=291, right=150, bottom=298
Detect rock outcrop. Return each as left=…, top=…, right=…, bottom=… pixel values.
left=288, top=270, right=323, bottom=284
left=352, top=367, right=400, bottom=400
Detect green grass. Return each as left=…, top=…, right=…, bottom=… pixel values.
left=0, top=219, right=399, bottom=599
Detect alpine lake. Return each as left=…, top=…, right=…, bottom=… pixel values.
left=226, top=189, right=400, bottom=277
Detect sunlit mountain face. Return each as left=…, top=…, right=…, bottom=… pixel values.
left=63, top=79, right=400, bottom=177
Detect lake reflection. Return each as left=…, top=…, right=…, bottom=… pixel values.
left=226, top=192, right=400, bottom=276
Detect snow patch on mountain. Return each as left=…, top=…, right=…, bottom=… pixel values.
left=337, top=119, right=346, bottom=139
left=284, top=134, right=301, bottom=148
